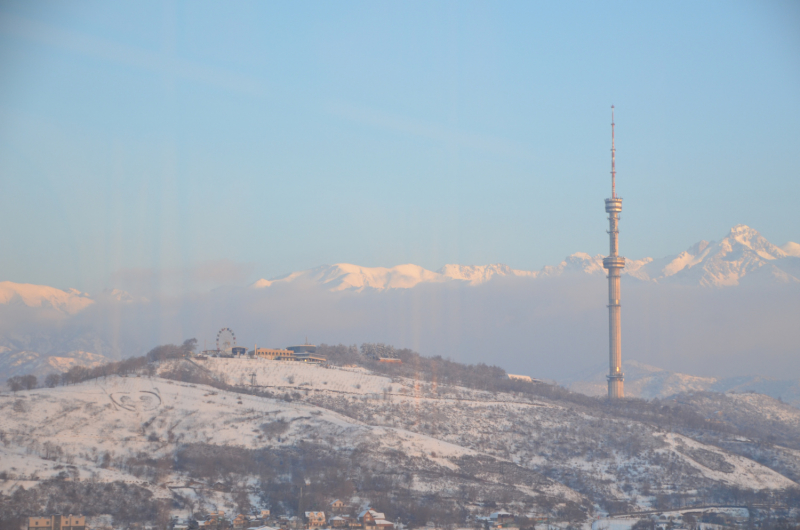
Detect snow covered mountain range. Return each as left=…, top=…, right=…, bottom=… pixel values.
left=251, top=225, right=800, bottom=291
left=0, top=226, right=795, bottom=312
left=0, top=224, right=798, bottom=385
left=0, top=348, right=109, bottom=381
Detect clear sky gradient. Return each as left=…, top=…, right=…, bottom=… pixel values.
left=1, top=1, right=798, bottom=293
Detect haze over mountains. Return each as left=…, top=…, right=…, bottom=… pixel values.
left=1, top=225, right=799, bottom=385
left=251, top=225, right=800, bottom=291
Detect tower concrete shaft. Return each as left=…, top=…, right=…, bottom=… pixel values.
left=603, top=106, right=624, bottom=399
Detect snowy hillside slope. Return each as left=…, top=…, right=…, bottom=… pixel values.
left=0, top=363, right=581, bottom=514
left=564, top=360, right=800, bottom=408
left=564, top=361, right=717, bottom=400
left=672, top=391, right=800, bottom=443
left=204, top=359, right=796, bottom=487
left=2, top=358, right=799, bottom=519
left=0, top=349, right=109, bottom=381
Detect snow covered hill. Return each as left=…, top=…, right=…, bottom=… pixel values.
left=250, top=226, right=799, bottom=291
left=1, top=358, right=798, bottom=521
left=0, top=361, right=582, bottom=517
left=563, top=360, right=800, bottom=408
left=564, top=361, right=718, bottom=400
left=0, top=349, right=109, bottom=381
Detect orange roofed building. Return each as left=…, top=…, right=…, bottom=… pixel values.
left=28, top=516, right=86, bottom=530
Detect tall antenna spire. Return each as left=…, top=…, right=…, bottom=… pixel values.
left=603, top=105, right=625, bottom=399
left=611, top=105, right=616, bottom=199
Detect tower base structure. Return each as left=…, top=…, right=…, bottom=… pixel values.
left=607, top=373, right=624, bottom=399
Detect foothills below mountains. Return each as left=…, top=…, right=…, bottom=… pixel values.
left=0, top=225, right=799, bottom=384
left=0, top=349, right=108, bottom=382
left=562, top=360, right=800, bottom=409
left=1, top=351, right=800, bottom=526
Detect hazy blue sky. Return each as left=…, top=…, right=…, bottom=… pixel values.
left=1, top=1, right=798, bottom=293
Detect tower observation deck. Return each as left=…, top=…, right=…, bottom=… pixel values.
left=603, top=106, right=624, bottom=399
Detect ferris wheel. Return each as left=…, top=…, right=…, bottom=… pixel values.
left=216, top=327, right=236, bottom=352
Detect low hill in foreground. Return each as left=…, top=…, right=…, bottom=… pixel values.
left=1, top=352, right=799, bottom=528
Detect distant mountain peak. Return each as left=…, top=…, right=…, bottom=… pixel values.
left=0, top=281, right=94, bottom=315
left=686, top=240, right=711, bottom=255
left=625, top=225, right=798, bottom=287
left=101, top=288, right=148, bottom=303
left=782, top=241, right=800, bottom=257
left=729, top=223, right=756, bottom=235
left=724, top=224, right=786, bottom=260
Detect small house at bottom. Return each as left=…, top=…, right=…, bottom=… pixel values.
left=359, top=509, right=394, bottom=530
left=329, top=516, right=348, bottom=528
left=489, top=511, right=514, bottom=526
left=233, top=515, right=249, bottom=529
left=305, top=512, right=326, bottom=528
left=29, top=516, right=86, bottom=530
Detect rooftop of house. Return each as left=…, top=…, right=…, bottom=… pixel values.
left=359, top=510, right=386, bottom=520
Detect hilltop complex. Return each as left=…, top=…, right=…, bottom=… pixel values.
left=251, top=343, right=327, bottom=364
left=198, top=329, right=328, bottom=364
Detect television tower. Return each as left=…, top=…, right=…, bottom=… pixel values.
left=603, top=106, right=625, bottom=399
